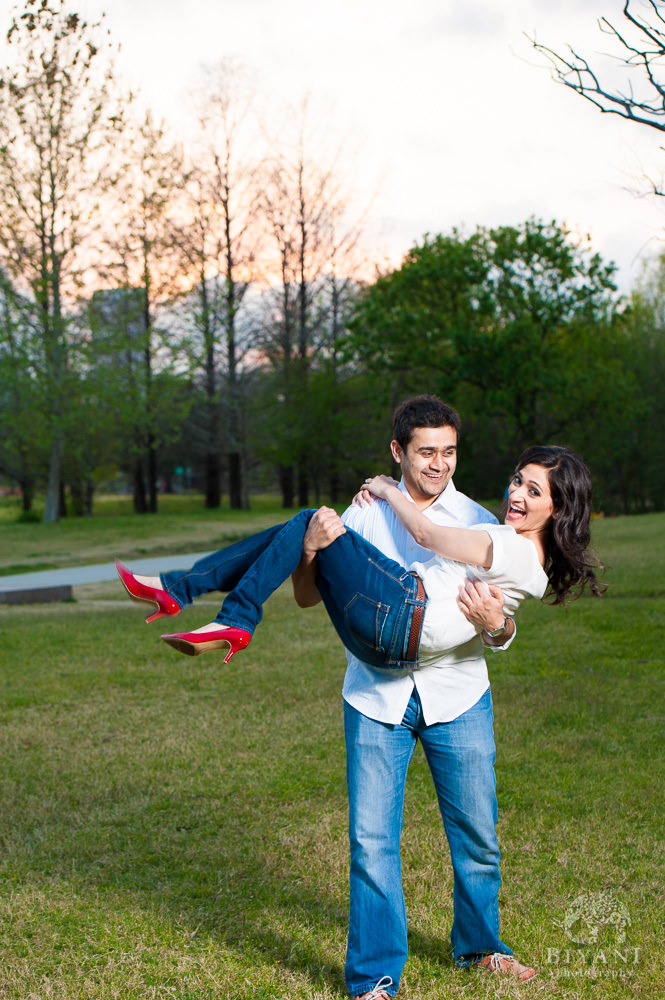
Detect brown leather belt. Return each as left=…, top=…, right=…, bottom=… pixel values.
left=405, top=575, right=426, bottom=663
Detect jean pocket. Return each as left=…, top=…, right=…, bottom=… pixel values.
left=344, top=594, right=390, bottom=655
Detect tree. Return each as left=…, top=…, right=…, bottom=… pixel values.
left=0, top=270, right=49, bottom=510
left=531, top=0, right=665, bottom=193
left=259, top=104, right=369, bottom=507
left=587, top=252, right=665, bottom=512
left=85, top=287, right=147, bottom=509
left=103, top=111, right=186, bottom=513
left=454, top=220, right=618, bottom=449
left=346, top=220, right=621, bottom=500
left=345, top=229, right=490, bottom=404
left=0, top=0, right=126, bottom=521
left=179, top=60, right=263, bottom=510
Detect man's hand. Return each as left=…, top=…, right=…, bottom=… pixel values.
left=303, top=506, right=346, bottom=554
left=292, top=507, right=345, bottom=608
left=457, top=578, right=515, bottom=647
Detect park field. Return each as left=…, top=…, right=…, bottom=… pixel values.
left=0, top=502, right=663, bottom=999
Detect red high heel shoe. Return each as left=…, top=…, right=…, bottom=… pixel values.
left=160, top=625, right=251, bottom=662
left=115, top=560, right=182, bottom=623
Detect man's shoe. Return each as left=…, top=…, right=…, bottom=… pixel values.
left=353, top=975, right=395, bottom=999
left=473, top=953, right=536, bottom=981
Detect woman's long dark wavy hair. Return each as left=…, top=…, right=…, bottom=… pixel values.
left=513, top=445, right=605, bottom=605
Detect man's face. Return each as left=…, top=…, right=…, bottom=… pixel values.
left=390, top=425, right=458, bottom=509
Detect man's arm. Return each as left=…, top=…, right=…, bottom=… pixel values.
left=291, top=506, right=346, bottom=608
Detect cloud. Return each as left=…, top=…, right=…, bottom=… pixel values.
left=430, top=2, right=506, bottom=38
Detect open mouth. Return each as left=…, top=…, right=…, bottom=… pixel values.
left=506, top=503, right=525, bottom=520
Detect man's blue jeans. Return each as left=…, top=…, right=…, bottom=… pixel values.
left=344, top=688, right=508, bottom=996
left=161, top=509, right=426, bottom=669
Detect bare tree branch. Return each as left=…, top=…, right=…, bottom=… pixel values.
left=530, top=1, right=665, bottom=132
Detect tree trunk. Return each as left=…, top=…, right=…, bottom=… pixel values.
left=19, top=478, right=34, bottom=513
left=228, top=451, right=242, bottom=508
left=43, top=433, right=64, bottom=523
left=59, top=481, right=67, bottom=518
left=85, top=477, right=94, bottom=517
left=279, top=463, right=294, bottom=508
left=133, top=456, right=147, bottom=513
left=148, top=434, right=158, bottom=513
left=70, top=479, right=86, bottom=516
left=205, top=449, right=221, bottom=508
left=297, top=465, right=309, bottom=508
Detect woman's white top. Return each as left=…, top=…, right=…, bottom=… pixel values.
left=413, top=523, right=548, bottom=667
left=341, top=483, right=540, bottom=727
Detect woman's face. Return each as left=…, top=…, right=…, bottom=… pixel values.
left=505, top=462, right=555, bottom=535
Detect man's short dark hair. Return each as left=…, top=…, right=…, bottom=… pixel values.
left=391, top=394, right=461, bottom=450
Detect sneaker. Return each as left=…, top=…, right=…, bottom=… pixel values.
left=353, top=975, right=395, bottom=999
left=473, top=953, right=536, bottom=981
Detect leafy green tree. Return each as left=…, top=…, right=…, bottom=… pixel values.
left=86, top=287, right=148, bottom=507
left=0, top=0, right=126, bottom=521
left=583, top=253, right=665, bottom=513
left=345, top=230, right=489, bottom=407
left=453, top=220, right=618, bottom=449
left=346, top=220, right=621, bottom=500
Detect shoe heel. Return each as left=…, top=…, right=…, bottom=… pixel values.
left=145, top=608, right=168, bottom=624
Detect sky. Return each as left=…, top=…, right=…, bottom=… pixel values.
left=6, top=0, right=665, bottom=292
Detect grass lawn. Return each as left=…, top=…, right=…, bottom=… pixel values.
left=0, top=504, right=663, bottom=998
left=0, top=494, right=292, bottom=576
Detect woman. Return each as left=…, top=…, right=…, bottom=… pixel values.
left=116, top=446, right=604, bottom=664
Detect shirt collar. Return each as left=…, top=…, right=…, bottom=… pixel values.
left=398, top=477, right=458, bottom=514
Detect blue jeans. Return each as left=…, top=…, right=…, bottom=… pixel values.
left=160, top=509, right=426, bottom=669
left=344, top=689, right=508, bottom=996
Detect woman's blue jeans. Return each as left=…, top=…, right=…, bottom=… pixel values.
left=160, top=509, right=426, bottom=669
left=344, top=688, right=508, bottom=996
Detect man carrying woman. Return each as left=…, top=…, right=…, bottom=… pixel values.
left=117, top=395, right=603, bottom=999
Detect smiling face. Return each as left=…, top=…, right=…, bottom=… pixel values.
left=390, top=425, right=458, bottom=509
left=505, top=462, right=555, bottom=537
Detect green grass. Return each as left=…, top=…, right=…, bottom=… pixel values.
left=0, top=494, right=308, bottom=575
left=0, top=509, right=663, bottom=998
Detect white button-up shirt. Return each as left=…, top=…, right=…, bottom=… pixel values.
left=341, top=478, right=506, bottom=726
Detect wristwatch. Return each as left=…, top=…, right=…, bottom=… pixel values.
left=486, top=617, right=508, bottom=638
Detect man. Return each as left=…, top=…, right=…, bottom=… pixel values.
left=292, top=395, right=535, bottom=1000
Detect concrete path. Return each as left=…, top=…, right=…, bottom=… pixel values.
left=0, top=552, right=214, bottom=593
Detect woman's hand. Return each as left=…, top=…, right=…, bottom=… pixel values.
left=351, top=487, right=375, bottom=507
left=363, top=475, right=399, bottom=500
left=352, top=475, right=399, bottom=506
